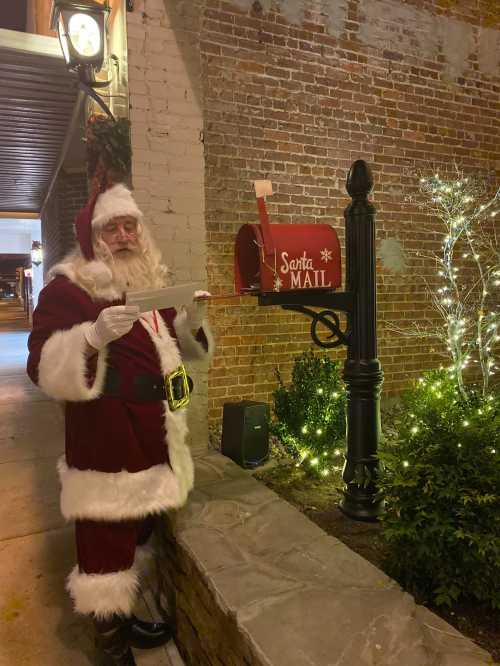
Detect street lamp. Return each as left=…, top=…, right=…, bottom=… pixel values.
left=31, top=241, right=43, bottom=267
left=50, top=0, right=114, bottom=118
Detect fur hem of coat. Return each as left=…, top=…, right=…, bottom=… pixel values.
left=58, top=457, right=191, bottom=521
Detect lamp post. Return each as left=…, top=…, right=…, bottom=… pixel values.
left=50, top=0, right=114, bottom=119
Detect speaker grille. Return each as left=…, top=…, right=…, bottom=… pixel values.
left=221, top=401, right=269, bottom=468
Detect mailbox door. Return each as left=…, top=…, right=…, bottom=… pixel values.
left=235, top=223, right=341, bottom=294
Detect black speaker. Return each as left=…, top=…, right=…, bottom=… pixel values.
left=221, top=401, right=269, bottom=469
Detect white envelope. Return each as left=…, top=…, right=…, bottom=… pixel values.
left=125, top=284, right=198, bottom=313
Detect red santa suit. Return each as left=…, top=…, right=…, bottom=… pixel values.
left=26, top=184, right=213, bottom=619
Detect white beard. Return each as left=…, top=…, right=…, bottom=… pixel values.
left=109, top=250, right=157, bottom=293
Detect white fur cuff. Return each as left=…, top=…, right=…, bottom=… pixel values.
left=173, top=309, right=215, bottom=361
left=38, top=322, right=108, bottom=402
left=67, top=565, right=140, bottom=619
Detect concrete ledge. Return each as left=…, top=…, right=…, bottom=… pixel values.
left=157, top=451, right=493, bottom=666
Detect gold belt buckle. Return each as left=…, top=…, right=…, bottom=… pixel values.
left=164, top=365, right=190, bottom=411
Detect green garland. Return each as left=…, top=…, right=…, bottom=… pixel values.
left=85, top=114, right=132, bottom=183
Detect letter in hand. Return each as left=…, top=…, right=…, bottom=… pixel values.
left=84, top=305, right=140, bottom=351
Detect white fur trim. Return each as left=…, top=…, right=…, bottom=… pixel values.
left=92, top=184, right=143, bottom=229
left=67, top=565, right=140, bottom=619
left=50, top=254, right=122, bottom=302
left=58, top=458, right=184, bottom=521
left=141, top=313, right=195, bottom=502
left=38, top=323, right=108, bottom=402
left=173, top=308, right=215, bottom=361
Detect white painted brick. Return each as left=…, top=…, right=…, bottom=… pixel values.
left=127, top=37, right=145, bottom=54
left=145, top=68, right=168, bottom=82
left=127, top=23, right=147, bottom=40
left=162, top=142, right=188, bottom=157
left=151, top=96, right=168, bottom=111
left=128, top=1, right=207, bottom=444
left=148, top=25, right=177, bottom=42
left=170, top=196, right=204, bottom=215
left=165, top=102, right=201, bottom=118
left=129, top=106, right=147, bottom=121
left=145, top=39, right=168, bottom=54
left=130, top=95, right=150, bottom=111
left=147, top=82, right=169, bottom=99
left=132, top=0, right=145, bottom=10
left=144, top=8, right=167, bottom=23
left=129, top=64, right=147, bottom=80
left=185, top=143, right=204, bottom=158
left=144, top=0, right=167, bottom=12
left=148, top=152, right=171, bottom=166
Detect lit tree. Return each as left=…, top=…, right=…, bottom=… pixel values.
left=386, top=169, right=499, bottom=397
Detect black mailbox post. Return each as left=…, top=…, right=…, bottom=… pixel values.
left=255, top=160, right=383, bottom=521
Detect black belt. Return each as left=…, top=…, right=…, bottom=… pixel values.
left=103, top=367, right=193, bottom=407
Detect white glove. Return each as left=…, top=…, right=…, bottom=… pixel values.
left=84, top=305, right=140, bottom=350
left=185, top=290, right=211, bottom=330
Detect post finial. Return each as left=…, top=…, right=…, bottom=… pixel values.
left=346, top=160, right=373, bottom=199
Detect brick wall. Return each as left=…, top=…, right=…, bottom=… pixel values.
left=41, top=169, right=88, bottom=275
left=126, top=0, right=499, bottom=431
left=202, top=0, right=500, bottom=423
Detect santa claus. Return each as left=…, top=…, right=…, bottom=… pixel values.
left=27, top=183, right=213, bottom=665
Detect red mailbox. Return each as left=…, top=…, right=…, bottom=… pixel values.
left=235, top=181, right=341, bottom=295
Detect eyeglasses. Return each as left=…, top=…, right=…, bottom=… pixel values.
left=102, top=219, right=138, bottom=236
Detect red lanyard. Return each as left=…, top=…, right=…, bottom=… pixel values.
left=152, top=309, right=159, bottom=335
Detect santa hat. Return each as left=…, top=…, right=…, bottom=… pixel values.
left=75, top=184, right=143, bottom=261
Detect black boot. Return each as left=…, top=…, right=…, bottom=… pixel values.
left=127, top=614, right=173, bottom=649
left=94, top=615, right=136, bottom=666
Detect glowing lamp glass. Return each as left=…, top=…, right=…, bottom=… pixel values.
left=31, top=248, right=43, bottom=267
left=68, top=13, right=101, bottom=58
left=57, top=16, right=71, bottom=64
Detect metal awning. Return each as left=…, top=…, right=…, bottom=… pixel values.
left=0, top=29, right=80, bottom=214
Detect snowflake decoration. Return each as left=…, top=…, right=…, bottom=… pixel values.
left=273, top=276, right=283, bottom=291
left=320, top=248, right=333, bottom=263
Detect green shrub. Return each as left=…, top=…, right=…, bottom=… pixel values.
left=272, top=350, right=346, bottom=477
left=378, top=369, right=500, bottom=608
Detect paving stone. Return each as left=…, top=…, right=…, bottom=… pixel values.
left=0, top=400, right=64, bottom=463
left=178, top=526, right=250, bottom=574
left=0, top=457, right=64, bottom=540
left=0, top=527, right=94, bottom=666
left=259, top=533, right=394, bottom=591
left=239, top=586, right=431, bottom=665
left=0, top=373, right=46, bottom=404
